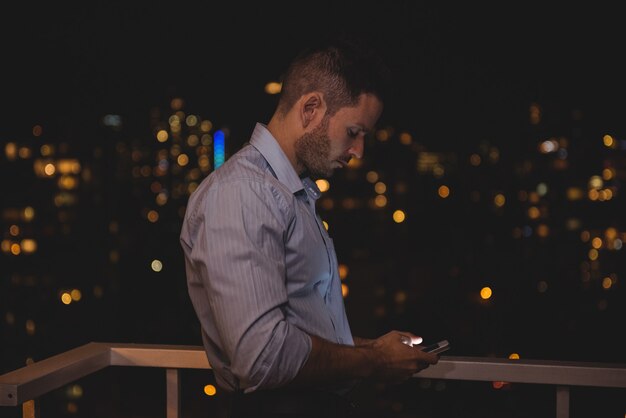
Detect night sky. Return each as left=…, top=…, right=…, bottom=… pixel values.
left=5, top=2, right=626, bottom=145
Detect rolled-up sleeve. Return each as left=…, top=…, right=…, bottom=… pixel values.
left=185, top=178, right=311, bottom=391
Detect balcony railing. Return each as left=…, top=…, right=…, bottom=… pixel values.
left=1, top=342, right=625, bottom=418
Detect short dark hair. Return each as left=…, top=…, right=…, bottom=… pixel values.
left=276, top=35, right=392, bottom=117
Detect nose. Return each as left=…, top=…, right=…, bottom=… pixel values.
left=349, top=136, right=365, bottom=159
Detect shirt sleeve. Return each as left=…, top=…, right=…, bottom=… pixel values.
left=185, top=178, right=312, bottom=391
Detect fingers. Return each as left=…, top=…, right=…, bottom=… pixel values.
left=374, top=330, right=441, bottom=383
left=392, top=331, right=439, bottom=364
left=396, top=331, right=423, bottom=347
left=417, top=350, right=440, bottom=365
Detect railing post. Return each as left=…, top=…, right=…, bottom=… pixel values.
left=22, top=399, right=39, bottom=418
left=166, top=369, right=181, bottom=418
left=555, top=385, right=570, bottom=418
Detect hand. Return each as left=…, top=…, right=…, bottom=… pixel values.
left=369, top=330, right=440, bottom=384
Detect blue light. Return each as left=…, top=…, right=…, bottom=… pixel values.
left=214, top=130, right=225, bottom=169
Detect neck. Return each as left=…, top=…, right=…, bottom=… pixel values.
left=267, top=114, right=305, bottom=175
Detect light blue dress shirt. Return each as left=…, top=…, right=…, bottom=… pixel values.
left=180, top=123, right=354, bottom=393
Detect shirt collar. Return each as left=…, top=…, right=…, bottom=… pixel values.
left=249, top=123, right=321, bottom=201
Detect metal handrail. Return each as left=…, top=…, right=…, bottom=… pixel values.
left=1, top=342, right=625, bottom=418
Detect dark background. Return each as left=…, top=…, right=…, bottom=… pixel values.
left=2, top=2, right=625, bottom=417
left=7, top=2, right=626, bottom=144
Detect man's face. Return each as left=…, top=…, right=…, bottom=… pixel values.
left=295, top=93, right=383, bottom=178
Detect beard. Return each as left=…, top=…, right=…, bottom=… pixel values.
left=294, top=116, right=333, bottom=179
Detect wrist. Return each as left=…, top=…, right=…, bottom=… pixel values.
left=354, top=344, right=380, bottom=379
left=352, top=336, right=375, bottom=346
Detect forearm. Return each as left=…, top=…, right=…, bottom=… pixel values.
left=352, top=336, right=375, bottom=346
left=289, top=334, right=378, bottom=387
left=288, top=331, right=441, bottom=388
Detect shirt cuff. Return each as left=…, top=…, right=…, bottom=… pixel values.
left=244, top=321, right=312, bottom=392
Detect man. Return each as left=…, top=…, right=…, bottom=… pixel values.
left=180, top=36, right=440, bottom=418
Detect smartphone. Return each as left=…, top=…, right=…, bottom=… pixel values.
left=420, top=339, right=450, bottom=354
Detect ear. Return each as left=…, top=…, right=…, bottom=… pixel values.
left=299, top=92, right=326, bottom=129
